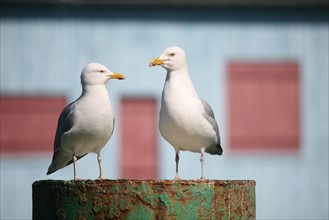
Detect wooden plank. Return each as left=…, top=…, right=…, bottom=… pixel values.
left=2, top=0, right=328, bottom=7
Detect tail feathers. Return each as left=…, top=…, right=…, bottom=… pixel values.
left=205, top=144, right=223, bottom=155
left=47, top=150, right=74, bottom=175
left=47, top=150, right=88, bottom=175
left=217, top=144, right=223, bottom=155
left=47, top=169, right=57, bottom=175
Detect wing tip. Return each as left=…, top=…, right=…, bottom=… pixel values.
left=205, top=144, right=223, bottom=155
left=47, top=168, right=56, bottom=175
left=217, top=144, right=223, bottom=155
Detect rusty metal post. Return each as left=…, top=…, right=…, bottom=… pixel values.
left=32, top=179, right=256, bottom=219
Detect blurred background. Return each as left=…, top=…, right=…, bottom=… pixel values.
left=1, top=0, right=328, bottom=219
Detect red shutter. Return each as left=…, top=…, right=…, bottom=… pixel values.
left=0, top=96, right=66, bottom=154
left=120, top=98, right=157, bottom=179
left=228, top=62, right=300, bottom=153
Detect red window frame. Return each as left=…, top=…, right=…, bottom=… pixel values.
left=0, top=96, right=66, bottom=154
left=120, top=97, right=158, bottom=179
left=227, top=62, right=300, bottom=153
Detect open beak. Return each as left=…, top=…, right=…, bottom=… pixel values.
left=109, top=73, right=126, bottom=80
left=149, top=57, right=164, bottom=67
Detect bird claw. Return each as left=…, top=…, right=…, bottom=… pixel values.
left=98, top=175, right=105, bottom=180
left=174, top=175, right=181, bottom=180
left=199, top=176, right=208, bottom=181
left=74, top=177, right=87, bottom=181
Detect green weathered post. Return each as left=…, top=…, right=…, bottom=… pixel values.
left=32, top=179, right=256, bottom=219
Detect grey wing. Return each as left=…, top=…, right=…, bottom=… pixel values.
left=47, top=101, right=77, bottom=175
left=47, top=100, right=92, bottom=174
left=200, top=99, right=223, bottom=155
left=53, top=101, right=76, bottom=152
left=111, top=117, right=115, bottom=136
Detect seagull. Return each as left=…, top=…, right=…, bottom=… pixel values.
left=47, top=63, right=125, bottom=180
left=149, top=47, right=223, bottom=180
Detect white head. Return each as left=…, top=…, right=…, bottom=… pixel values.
left=81, top=63, right=125, bottom=86
left=149, top=47, right=187, bottom=71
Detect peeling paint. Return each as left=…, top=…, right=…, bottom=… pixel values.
left=33, top=179, right=256, bottom=220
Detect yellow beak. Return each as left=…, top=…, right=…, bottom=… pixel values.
left=109, top=73, right=126, bottom=80
left=149, top=57, right=164, bottom=67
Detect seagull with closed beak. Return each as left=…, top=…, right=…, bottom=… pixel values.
left=47, top=63, right=125, bottom=180
left=150, top=47, right=223, bottom=180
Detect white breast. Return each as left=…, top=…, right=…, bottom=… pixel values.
left=159, top=72, right=217, bottom=153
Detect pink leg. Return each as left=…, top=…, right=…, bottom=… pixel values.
left=97, top=153, right=104, bottom=180
left=174, top=152, right=181, bottom=180
left=73, top=155, right=79, bottom=181
left=200, top=148, right=207, bottom=180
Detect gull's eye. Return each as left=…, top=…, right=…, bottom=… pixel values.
left=99, top=69, right=105, bottom=73
left=169, top=53, right=175, bottom=57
